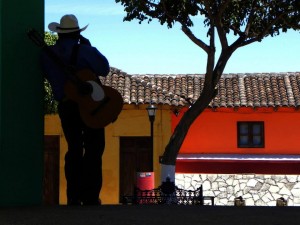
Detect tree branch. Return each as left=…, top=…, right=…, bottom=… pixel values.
left=206, top=23, right=215, bottom=82
left=229, top=11, right=291, bottom=51
left=212, top=49, right=234, bottom=87
left=217, top=0, right=231, bottom=16
left=244, top=1, right=256, bottom=36
left=203, top=0, right=213, bottom=18
left=229, top=25, right=245, bottom=36
left=141, top=0, right=158, bottom=8
left=181, top=25, right=210, bottom=53
left=215, top=18, right=228, bottom=49
left=240, top=37, right=260, bottom=47
left=259, top=12, right=289, bottom=39
left=214, top=0, right=229, bottom=49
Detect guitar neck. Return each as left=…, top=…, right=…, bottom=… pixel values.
left=27, top=29, right=84, bottom=86
left=44, top=46, right=84, bottom=86
left=43, top=46, right=70, bottom=71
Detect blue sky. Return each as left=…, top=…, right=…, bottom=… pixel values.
left=45, top=0, right=300, bottom=75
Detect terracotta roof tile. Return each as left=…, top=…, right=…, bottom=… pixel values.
left=102, top=68, right=300, bottom=109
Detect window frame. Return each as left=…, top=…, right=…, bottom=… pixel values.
left=237, top=121, right=265, bottom=148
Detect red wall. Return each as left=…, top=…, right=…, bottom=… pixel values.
left=172, top=107, right=300, bottom=155
left=172, top=107, right=300, bottom=174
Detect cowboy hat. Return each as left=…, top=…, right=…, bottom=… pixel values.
left=48, top=14, right=88, bottom=33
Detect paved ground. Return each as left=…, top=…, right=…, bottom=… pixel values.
left=1, top=205, right=300, bottom=225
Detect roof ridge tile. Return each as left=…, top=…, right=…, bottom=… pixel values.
left=107, top=68, right=300, bottom=108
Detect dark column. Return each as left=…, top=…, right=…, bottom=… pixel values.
left=0, top=0, right=44, bottom=206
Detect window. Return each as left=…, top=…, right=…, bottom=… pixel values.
left=237, top=122, right=264, bottom=148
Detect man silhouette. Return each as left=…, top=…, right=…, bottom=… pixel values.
left=41, top=14, right=109, bottom=205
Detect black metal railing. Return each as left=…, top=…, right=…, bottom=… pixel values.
left=122, top=180, right=214, bottom=206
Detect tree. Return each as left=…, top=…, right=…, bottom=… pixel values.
left=44, top=32, right=58, bottom=114
left=116, top=0, right=300, bottom=180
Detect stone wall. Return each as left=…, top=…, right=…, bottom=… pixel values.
left=175, top=174, right=300, bottom=206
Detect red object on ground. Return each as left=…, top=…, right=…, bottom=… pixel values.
left=136, top=172, right=154, bottom=190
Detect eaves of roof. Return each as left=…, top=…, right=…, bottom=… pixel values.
left=100, top=68, right=300, bottom=109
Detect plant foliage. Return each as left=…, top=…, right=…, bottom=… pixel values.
left=43, top=32, right=58, bottom=114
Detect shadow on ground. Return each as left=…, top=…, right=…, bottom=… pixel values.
left=1, top=205, right=299, bottom=225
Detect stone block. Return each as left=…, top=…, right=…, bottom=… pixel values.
left=271, top=175, right=285, bottom=182
left=243, top=186, right=251, bottom=195
left=247, top=198, right=254, bottom=206
left=288, top=199, right=294, bottom=206
left=236, top=191, right=243, bottom=197
left=260, top=183, right=271, bottom=192
left=247, top=179, right=258, bottom=187
left=271, top=193, right=282, bottom=200
left=258, top=191, right=267, bottom=198
left=197, top=174, right=203, bottom=181
left=233, top=180, right=239, bottom=186
left=293, top=197, right=300, bottom=204
left=285, top=182, right=295, bottom=191
left=219, top=198, right=228, bottom=205
left=243, top=193, right=252, bottom=199
left=286, top=175, right=298, bottom=183
left=291, top=189, right=300, bottom=198
left=253, top=194, right=260, bottom=201
left=202, top=180, right=211, bottom=191
left=218, top=192, right=227, bottom=198
left=219, top=187, right=227, bottom=192
left=267, top=201, right=276, bottom=206
left=207, top=174, right=218, bottom=183
left=262, top=192, right=274, bottom=202
left=204, top=191, right=214, bottom=196
left=269, top=185, right=280, bottom=193
left=254, top=181, right=263, bottom=190
left=255, top=175, right=265, bottom=179
left=221, top=174, right=231, bottom=180
left=218, top=181, right=227, bottom=188
left=175, top=174, right=184, bottom=180
left=236, top=175, right=243, bottom=180
left=293, top=182, right=300, bottom=189
left=255, top=199, right=267, bottom=206
left=279, top=186, right=291, bottom=195
left=228, top=195, right=235, bottom=201
left=211, top=182, right=219, bottom=190
left=226, top=186, right=234, bottom=194
left=200, top=174, right=208, bottom=180
left=240, top=183, right=246, bottom=189
left=234, top=184, right=240, bottom=193
left=226, top=177, right=234, bottom=186
left=277, top=182, right=285, bottom=188
left=265, top=179, right=276, bottom=185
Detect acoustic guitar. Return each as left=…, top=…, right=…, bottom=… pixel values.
left=27, top=29, right=123, bottom=129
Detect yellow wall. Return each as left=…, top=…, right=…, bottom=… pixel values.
left=44, top=105, right=172, bottom=205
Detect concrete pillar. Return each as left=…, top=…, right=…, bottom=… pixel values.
left=0, top=0, right=44, bottom=206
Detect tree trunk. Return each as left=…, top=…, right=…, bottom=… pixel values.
left=160, top=50, right=233, bottom=182
left=161, top=87, right=217, bottom=166
left=160, top=88, right=216, bottom=182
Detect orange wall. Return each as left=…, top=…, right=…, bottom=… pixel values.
left=172, top=107, right=300, bottom=155
left=45, top=107, right=172, bottom=205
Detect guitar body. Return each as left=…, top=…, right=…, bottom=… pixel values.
left=64, top=69, right=123, bottom=128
